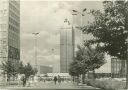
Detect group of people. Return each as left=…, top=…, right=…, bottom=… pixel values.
left=20, top=75, right=63, bottom=86
left=53, top=75, right=61, bottom=85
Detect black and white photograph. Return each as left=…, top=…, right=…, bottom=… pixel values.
left=0, top=0, right=128, bottom=90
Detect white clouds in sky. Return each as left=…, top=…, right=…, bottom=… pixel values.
left=20, top=1, right=107, bottom=72
left=20, top=1, right=73, bottom=66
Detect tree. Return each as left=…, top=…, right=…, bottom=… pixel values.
left=83, top=0, right=128, bottom=88
left=1, top=60, right=37, bottom=82
left=1, top=60, right=18, bottom=81
left=23, top=63, right=37, bottom=79
left=69, top=45, right=105, bottom=83
left=18, top=61, right=25, bottom=74
left=85, top=45, right=105, bottom=79
left=69, top=60, right=83, bottom=84
left=84, top=1, right=128, bottom=60
left=69, top=60, right=81, bottom=77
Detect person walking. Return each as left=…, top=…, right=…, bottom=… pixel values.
left=58, top=75, right=61, bottom=84
left=21, top=75, right=26, bottom=87
left=53, top=76, right=57, bottom=85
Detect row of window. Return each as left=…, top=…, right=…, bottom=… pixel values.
left=9, top=10, right=20, bottom=21
left=0, top=39, right=7, bottom=45
left=9, top=2, right=20, bottom=15
left=9, top=33, right=19, bottom=40
left=0, top=24, right=7, bottom=31
left=10, top=0, right=20, bottom=8
left=0, top=52, right=7, bottom=58
left=0, top=36, right=19, bottom=49
left=0, top=32, right=7, bottom=39
left=8, top=38, right=20, bottom=49
left=0, top=16, right=7, bottom=23
left=8, top=45, right=20, bottom=59
left=0, top=1, right=8, bottom=10
left=8, top=30, right=20, bottom=41
left=9, top=17, right=20, bottom=27
left=0, top=36, right=19, bottom=47
left=9, top=24, right=19, bottom=33
left=0, top=10, right=8, bottom=16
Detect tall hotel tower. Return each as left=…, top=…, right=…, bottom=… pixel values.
left=60, top=19, right=74, bottom=73
left=0, top=0, right=20, bottom=69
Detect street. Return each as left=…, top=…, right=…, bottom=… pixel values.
left=3, top=81, right=102, bottom=90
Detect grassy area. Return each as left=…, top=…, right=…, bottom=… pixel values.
left=85, top=78, right=126, bottom=90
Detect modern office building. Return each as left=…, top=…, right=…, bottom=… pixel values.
left=60, top=20, right=74, bottom=73
left=0, top=0, right=20, bottom=68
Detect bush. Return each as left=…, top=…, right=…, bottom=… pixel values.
left=85, top=79, right=126, bottom=90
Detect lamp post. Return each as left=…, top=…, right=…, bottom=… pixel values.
left=51, top=48, right=55, bottom=73
left=72, top=8, right=87, bottom=83
left=32, top=32, right=39, bottom=74
left=72, top=8, right=87, bottom=45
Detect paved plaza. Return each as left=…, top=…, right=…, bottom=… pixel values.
left=1, top=81, right=101, bottom=90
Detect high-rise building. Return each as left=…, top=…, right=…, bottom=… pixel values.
left=60, top=20, right=74, bottom=73
left=0, top=0, right=20, bottom=68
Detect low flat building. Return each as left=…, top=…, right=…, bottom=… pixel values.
left=38, top=65, right=53, bottom=74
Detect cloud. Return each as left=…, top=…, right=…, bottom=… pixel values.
left=20, top=1, right=104, bottom=72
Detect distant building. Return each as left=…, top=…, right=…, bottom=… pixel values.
left=93, top=56, right=126, bottom=78
left=0, top=0, right=20, bottom=67
left=111, top=57, right=126, bottom=78
left=47, top=73, right=71, bottom=79
left=53, top=62, right=60, bottom=73
left=38, top=65, right=53, bottom=74
left=60, top=19, right=74, bottom=73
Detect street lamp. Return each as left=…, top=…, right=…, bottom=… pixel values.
left=72, top=9, right=87, bottom=82
left=51, top=48, right=56, bottom=73
left=72, top=8, right=87, bottom=44
left=32, top=32, right=39, bottom=73
left=72, top=8, right=87, bottom=26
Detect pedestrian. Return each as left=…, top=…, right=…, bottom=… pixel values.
left=21, top=75, right=26, bottom=87
left=53, top=76, right=57, bottom=85
left=58, top=75, right=61, bottom=84
left=43, top=77, right=46, bottom=83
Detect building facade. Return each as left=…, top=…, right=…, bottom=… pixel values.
left=39, top=65, right=52, bottom=74
left=60, top=20, right=74, bottom=73
left=111, top=57, right=126, bottom=78
left=0, top=0, right=20, bottom=67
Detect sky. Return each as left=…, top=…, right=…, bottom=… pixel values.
left=20, top=0, right=111, bottom=72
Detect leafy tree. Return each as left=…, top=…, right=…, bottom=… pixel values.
left=1, top=60, right=37, bottom=82
left=1, top=60, right=18, bottom=81
left=23, top=63, right=37, bottom=79
left=69, top=60, right=81, bottom=77
left=69, top=45, right=105, bottom=83
left=83, top=0, right=128, bottom=88
left=69, top=60, right=83, bottom=84
left=18, top=61, right=25, bottom=74
left=83, top=1, right=128, bottom=74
